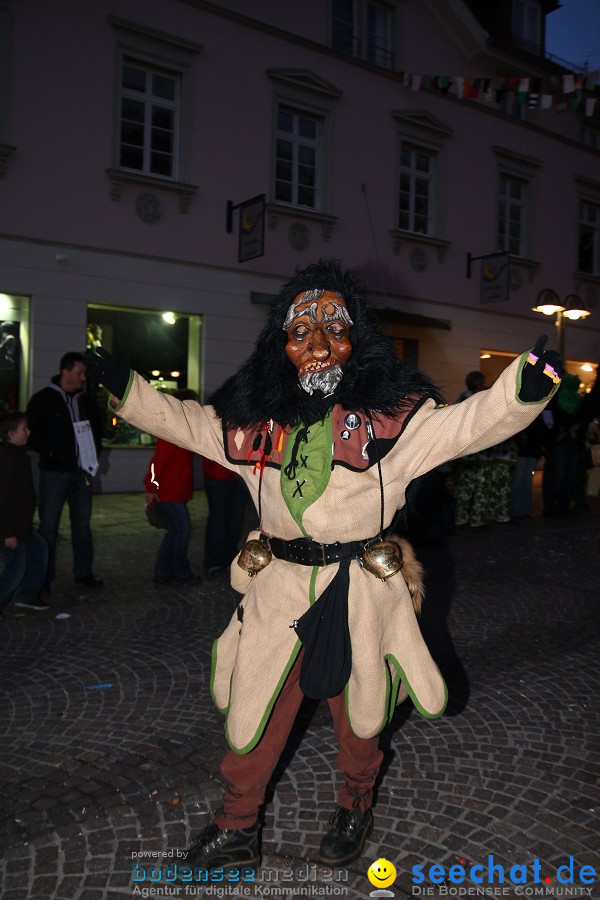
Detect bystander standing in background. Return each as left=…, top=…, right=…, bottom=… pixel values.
left=487, top=438, right=518, bottom=524
left=26, top=352, right=103, bottom=592
left=453, top=371, right=490, bottom=528
left=580, top=366, right=600, bottom=508
left=201, top=457, right=249, bottom=577
left=144, top=389, right=202, bottom=586
left=510, top=415, right=547, bottom=519
left=542, top=373, right=586, bottom=516
left=0, top=411, right=49, bottom=613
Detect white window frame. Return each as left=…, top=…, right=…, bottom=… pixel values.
left=267, top=70, right=342, bottom=238
left=497, top=172, right=527, bottom=256
left=366, top=1, right=393, bottom=67
left=119, top=58, right=180, bottom=180
left=392, top=111, right=453, bottom=249
left=493, top=146, right=541, bottom=261
left=512, top=0, right=541, bottom=53
left=398, top=143, right=435, bottom=236
left=331, top=0, right=395, bottom=69
left=578, top=200, right=598, bottom=275
left=331, top=0, right=357, bottom=57
left=275, top=107, right=321, bottom=211
left=107, top=17, right=200, bottom=212
left=577, top=188, right=600, bottom=277
left=582, top=125, right=600, bottom=151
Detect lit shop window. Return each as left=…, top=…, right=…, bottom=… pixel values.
left=86, top=305, right=202, bottom=448
left=0, top=293, right=30, bottom=412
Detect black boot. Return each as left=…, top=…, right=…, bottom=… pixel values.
left=185, top=820, right=260, bottom=870
left=318, top=806, right=373, bottom=866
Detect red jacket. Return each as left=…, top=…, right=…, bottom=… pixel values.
left=201, top=456, right=237, bottom=482
left=144, top=439, right=194, bottom=502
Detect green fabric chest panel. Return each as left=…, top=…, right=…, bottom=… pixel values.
left=280, top=415, right=333, bottom=534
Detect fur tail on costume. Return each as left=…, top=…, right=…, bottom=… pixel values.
left=393, top=536, right=424, bottom=614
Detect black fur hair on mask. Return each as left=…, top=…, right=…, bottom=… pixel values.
left=210, top=259, right=443, bottom=429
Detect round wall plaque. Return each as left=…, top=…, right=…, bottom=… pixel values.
left=136, top=193, right=162, bottom=223
left=289, top=223, right=310, bottom=251
left=584, top=285, right=598, bottom=309
left=410, top=247, right=427, bottom=273
left=509, top=267, right=522, bottom=291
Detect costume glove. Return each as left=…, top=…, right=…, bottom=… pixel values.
left=518, top=335, right=563, bottom=403
left=84, top=347, right=130, bottom=400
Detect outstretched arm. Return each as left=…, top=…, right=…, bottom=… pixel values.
left=394, top=338, right=562, bottom=483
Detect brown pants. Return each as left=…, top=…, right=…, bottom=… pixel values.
left=216, top=653, right=384, bottom=830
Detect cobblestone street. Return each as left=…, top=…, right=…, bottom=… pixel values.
left=1, top=491, right=599, bottom=900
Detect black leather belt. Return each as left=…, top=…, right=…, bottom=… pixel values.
left=261, top=533, right=376, bottom=567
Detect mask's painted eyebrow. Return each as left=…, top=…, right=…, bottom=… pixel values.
left=282, top=291, right=353, bottom=331
left=321, top=302, right=353, bottom=326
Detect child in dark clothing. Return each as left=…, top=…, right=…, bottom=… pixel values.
left=0, top=411, right=49, bottom=612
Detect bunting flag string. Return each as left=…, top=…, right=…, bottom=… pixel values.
left=394, top=72, right=600, bottom=114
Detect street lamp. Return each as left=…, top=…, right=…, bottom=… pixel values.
left=531, top=288, right=591, bottom=360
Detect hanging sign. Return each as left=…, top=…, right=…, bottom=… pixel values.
left=466, top=251, right=510, bottom=303
left=226, top=194, right=266, bottom=262
left=479, top=252, right=509, bottom=303
left=238, top=196, right=265, bottom=262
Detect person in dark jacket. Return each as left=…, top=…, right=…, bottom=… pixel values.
left=201, top=458, right=249, bottom=577
left=26, top=352, right=103, bottom=591
left=453, top=370, right=491, bottom=527
left=510, top=415, right=547, bottom=518
left=0, top=411, right=49, bottom=612
left=542, top=374, right=586, bottom=516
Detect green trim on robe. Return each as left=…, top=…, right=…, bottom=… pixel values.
left=108, top=370, right=134, bottom=411
left=225, top=641, right=303, bottom=755
left=280, top=415, right=333, bottom=534
left=515, top=349, right=561, bottom=406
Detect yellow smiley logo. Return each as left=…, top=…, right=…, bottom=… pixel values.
left=367, top=858, right=397, bottom=889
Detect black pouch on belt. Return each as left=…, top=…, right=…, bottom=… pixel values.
left=293, top=557, right=352, bottom=699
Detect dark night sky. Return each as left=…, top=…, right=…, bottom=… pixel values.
left=545, top=0, right=600, bottom=71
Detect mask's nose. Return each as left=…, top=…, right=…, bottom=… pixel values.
left=309, top=328, right=330, bottom=360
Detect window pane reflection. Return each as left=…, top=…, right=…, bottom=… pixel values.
left=86, top=305, right=202, bottom=447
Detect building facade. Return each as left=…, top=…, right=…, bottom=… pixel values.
left=1, top=0, right=598, bottom=490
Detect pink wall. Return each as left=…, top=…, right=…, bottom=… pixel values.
left=1, top=0, right=598, bottom=401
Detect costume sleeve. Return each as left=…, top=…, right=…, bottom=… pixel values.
left=398, top=351, right=559, bottom=482
left=111, top=372, right=231, bottom=469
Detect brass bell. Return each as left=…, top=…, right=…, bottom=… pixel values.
left=361, top=539, right=403, bottom=580
left=237, top=538, right=272, bottom=576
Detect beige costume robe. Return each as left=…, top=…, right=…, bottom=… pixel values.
left=113, top=352, right=557, bottom=753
